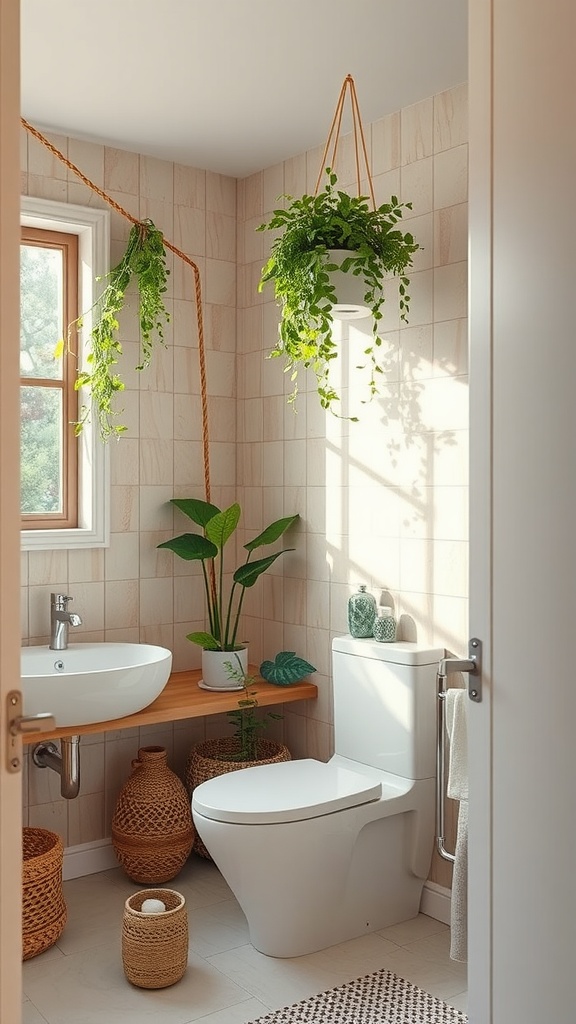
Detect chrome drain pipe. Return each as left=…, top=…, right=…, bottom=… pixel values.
left=32, top=736, right=81, bottom=799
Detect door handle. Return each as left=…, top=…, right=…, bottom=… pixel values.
left=10, top=713, right=57, bottom=736
left=6, top=690, right=56, bottom=773
left=438, top=637, right=482, bottom=703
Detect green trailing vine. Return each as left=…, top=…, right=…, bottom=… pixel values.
left=70, top=219, right=170, bottom=440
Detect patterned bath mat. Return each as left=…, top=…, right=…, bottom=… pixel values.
left=248, top=968, right=467, bottom=1024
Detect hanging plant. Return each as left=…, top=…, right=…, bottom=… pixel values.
left=257, top=169, right=419, bottom=418
left=65, top=219, right=170, bottom=440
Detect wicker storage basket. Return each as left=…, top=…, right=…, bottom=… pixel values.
left=112, top=746, right=195, bottom=884
left=22, top=828, right=67, bottom=961
left=186, top=738, right=291, bottom=858
left=122, top=888, right=188, bottom=989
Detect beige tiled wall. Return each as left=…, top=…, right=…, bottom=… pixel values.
left=236, top=82, right=469, bottom=886
left=20, top=82, right=468, bottom=892
left=20, top=131, right=239, bottom=844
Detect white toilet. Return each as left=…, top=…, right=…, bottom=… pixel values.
left=192, top=635, right=443, bottom=957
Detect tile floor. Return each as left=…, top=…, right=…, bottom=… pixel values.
left=22, top=858, right=467, bottom=1024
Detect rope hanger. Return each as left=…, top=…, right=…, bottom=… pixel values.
left=22, top=74, right=374, bottom=505
left=314, top=74, right=376, bottom=210
left=20, top=118, right=213, bottom=504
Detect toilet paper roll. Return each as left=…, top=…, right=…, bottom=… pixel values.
left=141, top=897, right=166, bottom=914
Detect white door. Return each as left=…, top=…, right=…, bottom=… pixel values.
left=3, top=3, right=575, bottom=1023
left=468, top=2, right=576, bottom=1021
left=0, top=0, right=24, bottom=1019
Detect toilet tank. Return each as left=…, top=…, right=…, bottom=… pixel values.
left=332, top=636, right=444, bottom=780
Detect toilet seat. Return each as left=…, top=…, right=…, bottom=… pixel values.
left=192, top=757, right=382, bottom=825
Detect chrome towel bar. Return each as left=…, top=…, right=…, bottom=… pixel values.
left=435, top=640, right=481, bottom=862
left=435, top=639, right=481, bottom=862
left=436, top=668, right=456, bottom=863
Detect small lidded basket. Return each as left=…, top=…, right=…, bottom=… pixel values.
left=122, top=888, right=188, bottom=989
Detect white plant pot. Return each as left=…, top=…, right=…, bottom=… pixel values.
left=201, top=647, right=248, bottom=690
left=327, top=249, right=371, bottom=320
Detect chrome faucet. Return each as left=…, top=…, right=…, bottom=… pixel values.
left=49, top=593, right=82, bottom=651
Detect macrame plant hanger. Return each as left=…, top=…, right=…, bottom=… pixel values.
left=22, top=75, right=375, bottom=506
left=20, top=118, right=213, bottom=507
left=314, top=73, right=377, bottom=209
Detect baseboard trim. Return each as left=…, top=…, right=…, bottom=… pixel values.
left=63, top=838, right=117, bottom=880
left=420, top=881, right=452, bottom=925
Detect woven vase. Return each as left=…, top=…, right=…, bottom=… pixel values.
left=186, top=737, right=291, bottom=859
left=22, top=827, right=67, bottom=960
left=122, top=888, right=188, bottom=989
left=112, top=745, right=194, bottom=884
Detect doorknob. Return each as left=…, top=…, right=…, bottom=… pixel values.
left=5, top=690, right=56, bottom=773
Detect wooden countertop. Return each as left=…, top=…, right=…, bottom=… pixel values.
left=22, top=667, right=318, bottom=744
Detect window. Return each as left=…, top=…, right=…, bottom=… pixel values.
left=20, top=197, right=110, bottom=551
left=20, top=225, right=79, bottom=529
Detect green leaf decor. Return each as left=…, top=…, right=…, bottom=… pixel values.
left=259, top=652, right=317, bottom=686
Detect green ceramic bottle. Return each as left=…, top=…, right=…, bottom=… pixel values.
left=348, top=585, right=377, bottom=638
left=373, top=606, right=397, bottom=643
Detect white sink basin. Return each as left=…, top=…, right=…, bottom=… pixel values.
left=21, top=643, right=172, bottom=728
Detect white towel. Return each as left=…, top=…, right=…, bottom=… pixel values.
left=445, top=687, right=468, bottom=801
left=445, top=686, right=468, bottom=962
left=450, top=799, right=468, bottom=963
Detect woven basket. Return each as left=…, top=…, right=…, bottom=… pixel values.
left=112, top=746, right=194, bottom=884
left=22, top=828, right=67, bottom=961
left=122, top=888, right=188, bottom=989
left=186, top=738, right=291, bottom=858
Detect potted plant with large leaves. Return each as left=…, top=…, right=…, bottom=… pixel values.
left=257, top=168, right=420, bottom=418
left=158, top=499, right=299, bottom=689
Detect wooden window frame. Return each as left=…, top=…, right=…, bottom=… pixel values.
left=20, top=197, right=109, bottom=552
left=20, top=225, right=79, bottom=530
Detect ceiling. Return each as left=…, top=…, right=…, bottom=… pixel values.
left=20, top=0, right=468, bottom=179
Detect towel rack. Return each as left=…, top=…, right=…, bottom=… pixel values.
left=435, top=667, right=456, bottom=863
left=435, top=639, right=482, bottom=863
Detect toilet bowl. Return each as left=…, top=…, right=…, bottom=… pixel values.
left=192, top=637, right=443, bottom=957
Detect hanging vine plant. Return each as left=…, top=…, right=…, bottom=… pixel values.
left=257, top=75, right=421, bottom=420
left=257, top=169, right=419, bottom=417
left=65, top=218, right=170, bottom=440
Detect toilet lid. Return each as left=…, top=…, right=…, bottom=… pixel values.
left=191, top=758, right=382, bottom=824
